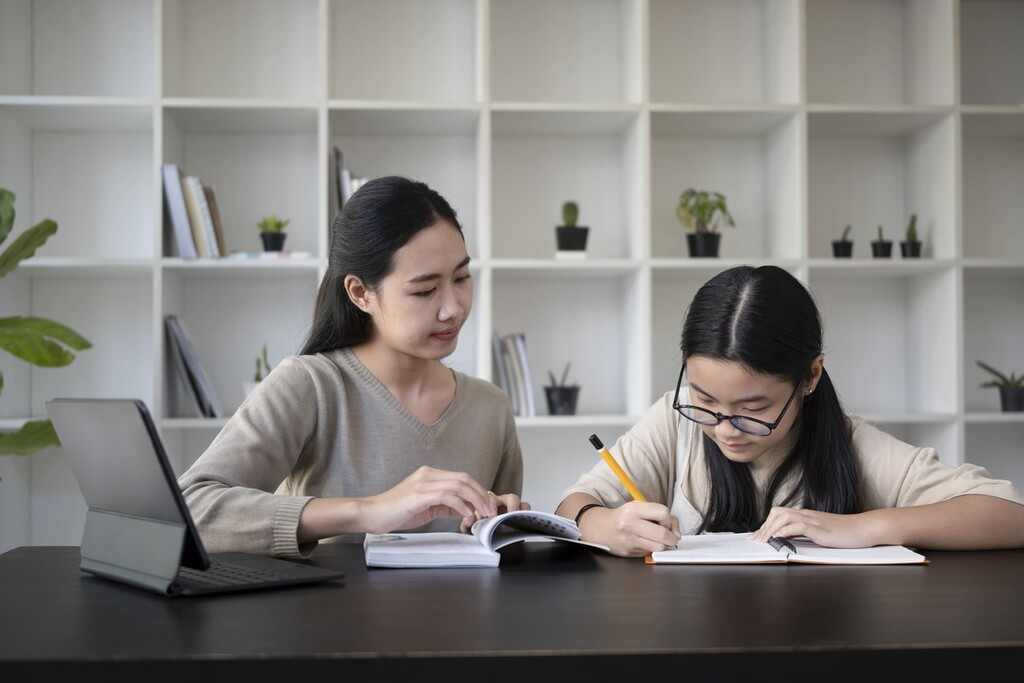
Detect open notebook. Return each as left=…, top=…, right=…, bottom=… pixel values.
left=46, top=398, right=344, bottom=596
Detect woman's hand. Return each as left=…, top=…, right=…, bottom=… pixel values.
left=578, top=501, right=681, bottom=558
left=359, top=465, right=500, bottom=534
left=459, top=492, right=532, bottom=533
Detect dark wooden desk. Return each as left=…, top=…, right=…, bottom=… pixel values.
left=2, top=542, right=1023, bottom=681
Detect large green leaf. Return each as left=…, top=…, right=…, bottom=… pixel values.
left=0, top=419, right=61, bottom=456
left=0, top=218, right=57, bottom=278
left=0, top=316, right=92, bottom=367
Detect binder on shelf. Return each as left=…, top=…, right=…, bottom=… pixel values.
left=165, top=315, right=223, bottom=418
left=165, top=317, right=203, bottom=417
left=181, top=175, right=220, bottom=258
left=162, top=164, right=197, bottom=260
left=491, top=330, right=512, bottom=404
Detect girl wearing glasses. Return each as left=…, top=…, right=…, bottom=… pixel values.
left=556, top=265, right=1024, bottom=558
left=180, top=176, right=527, bottom=558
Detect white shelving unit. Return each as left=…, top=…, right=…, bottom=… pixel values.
left=2, top=0, right=1022, bottom=553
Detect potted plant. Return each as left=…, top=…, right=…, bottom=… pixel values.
left=543, top=362, right=580, bottom=416
left=0, top=188, right=92, bottom=455
left=976, top=360, right=1024, bottom=412
left=555, top=201, right=589, bottom=258
left=832, top=224, right=853, bottom=257
left=258, top=214, right=289, bottom=252
left=900, top=213, right=922, bottom=258
left=676, top=188, right=734, bottom=257
left=871, top=225, right=893, bottom=258
left=243, top=344, right=272, bottom=397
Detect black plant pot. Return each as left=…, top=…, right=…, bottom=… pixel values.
left=871, top=241, right=893, bottom=258
left=261, top=232, right=287, bottom=252
left=555, top=226, right=589, bottom=253
left=544, top=386, right=580, bottom=416
left=900, top=240, right=922, bottom=258
left=686, top=232, right=721, bottom=258
left=832, top=241, right=853, bottom=258
left=999, top=387, right=1024, bottom=412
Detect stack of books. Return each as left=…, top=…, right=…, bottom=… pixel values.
left=162, top=163, right=227, bottom=260
left=492, top=331, right=536, bottom=416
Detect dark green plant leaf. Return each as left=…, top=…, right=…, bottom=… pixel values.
left=0, top=188, right=14, bottom=244
left=0, top=219, right=58, bottom=278
left=0, top=316, right=92, bottom=367
left=0, top=419, right=61, bottom=456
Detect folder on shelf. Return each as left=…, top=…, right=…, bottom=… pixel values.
left=162, top=164, right=197, bottom=260
left=165, top=315, right=223, bottom=418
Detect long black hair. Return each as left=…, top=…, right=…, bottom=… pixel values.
left=680, top=265, right=861, bottom=533
left=300, top=176, right=463, bottom=355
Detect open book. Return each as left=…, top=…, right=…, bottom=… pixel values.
left=364, top=510, right=605, bottom=568
left=647, top=532, right=928, bottom=565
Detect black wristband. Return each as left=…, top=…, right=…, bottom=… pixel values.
left=574, top=503, right=606, bottom=526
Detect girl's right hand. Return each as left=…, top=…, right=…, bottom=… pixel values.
left=360, top=465, right=498, bottom=534
left=580, top=501, right=681, bottom=558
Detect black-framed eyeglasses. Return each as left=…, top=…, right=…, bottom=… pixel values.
left=672, top=363, right=804, bottom=437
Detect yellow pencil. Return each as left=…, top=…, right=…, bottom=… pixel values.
left=588, top=434, right=647, bottom=502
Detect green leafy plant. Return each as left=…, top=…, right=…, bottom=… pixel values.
left=838, top=224, right=852, bottom=242
left=253, top=344, right=272, bottom=382
left=675, top=189, right=735, bottom=234
left=561, top=201, right=579, bottom=227
left=546, top=362, right=575, bottom=388
left=875, top=225, right=887, bottom=242
left=905, top=213, right=918, bottom=242
left=0, top=188, right=92, bottom=455
left=976, top=360, right=1024, bottom=389
left=257, top=214, right=289, bottom=233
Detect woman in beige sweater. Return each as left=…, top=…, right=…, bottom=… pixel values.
left=180, top=176, right=526, bottom=558
left=557, top=265, right=1024, bottom=558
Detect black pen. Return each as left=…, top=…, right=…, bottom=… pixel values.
left=768, top=536, right=796, bottom=554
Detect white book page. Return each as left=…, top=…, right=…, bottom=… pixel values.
left=363, top=532, right=498, bottom=568
left=651, top=532, right=788, bottom=564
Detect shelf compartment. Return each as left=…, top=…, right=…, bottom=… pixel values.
left=0, top=0, right=155, bottom=97
left=7, top=272, right=156, bottom=417
left=806, top=0, right=954, bottom=106
left=961, top=113, right=1024, bottom=260
left=162, top=106, right=320, bottom=257
left=867, top=418, right=960, bottom=467
left=649, top=0, right=799, bottom=105
left=160, top=270, right=321, bottom=418
left=0, top=103, right=155, bottom=259
left=490, top=0, right=641, bottom=104
left=161, top=0, right=320, bottom=100
left=963, top=268, right=1024, bottom=413
left=492, top=269, right=644, bottom=417
left=965, top=423, right=1024, bottom=492
left=960, top=0, right=1024, bottom=106
left=328, top=0, right=478, bottom=103
left=808, top=111, right=955, bottom=259
left=651, top=111, right=802, bottom=260
left=491, top=110, right=642, bottom=260
left=806, top=266, right=958, bottom=415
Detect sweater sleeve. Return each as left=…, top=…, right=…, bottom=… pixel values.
left=178, top=356, right=321, bottom=558
left=853, top=417, right=1024, bottom=509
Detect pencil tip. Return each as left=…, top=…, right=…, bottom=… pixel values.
left=589, top=434, right=603, bottom=449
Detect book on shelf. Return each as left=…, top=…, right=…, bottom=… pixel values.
left=363, top=510, right=607, bottom=568
left=161, top=163, right=197, bottom=260
left=646, top=533, right=928, bottom=566
left=165, top=316, right=203, bottom=417
left=181, top=175, right=220, bottom=259
left=498, top=332, right=535, bottom=417
left=202, top=183, right=228, bottom=257
left=164, top=315, right=223, bottom=418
